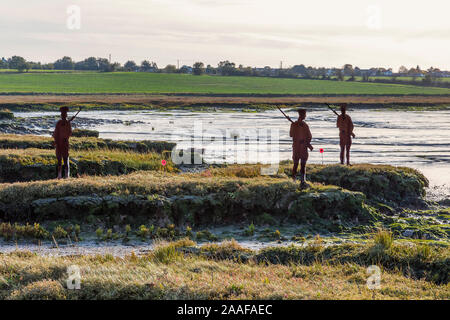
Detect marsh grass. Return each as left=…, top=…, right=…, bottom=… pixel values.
left=0, top=222, right=49, bottom=240
left=0, top=134, right=175, bottom=154
left=0, top=171, right=376, bottom=226
left=71, top=129, right=99, bottom=138
left=207, top=163, right=429, bottom=204
left=0, top=148, right=177, bottom=182
left=0, top=109, right=14, bottom=120
left=0, top=240, right=448, bottom=300
left=373, top=229, right=394, bottom=250
left=151, top=242, right=184, bottom=264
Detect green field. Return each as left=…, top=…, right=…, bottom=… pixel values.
left=0, top=72, right=449, bottom=95
left=0, top=69, right=90, bottom=73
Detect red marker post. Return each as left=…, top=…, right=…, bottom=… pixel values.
left=319, top=148, right=324, bottom=165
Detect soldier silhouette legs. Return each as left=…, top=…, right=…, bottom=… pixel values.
left=292, top=158, right=307, bottom=182
left=339, top=136, right=352, bottom=165
left=340, top=145, right=351, bottom=165
left=56, top=153, right=69, bottom=179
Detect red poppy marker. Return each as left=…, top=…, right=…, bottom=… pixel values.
left=319, top=148, right=324, bottom=165
left=161, top=160, right=167, bottom=166
left=319, top=148, right=324, bottom=153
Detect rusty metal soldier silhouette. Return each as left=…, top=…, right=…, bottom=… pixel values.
left=52, top=106, right=81, bottom=179
left=336, top=103, right=355, bottom=165
left=289, top=109, right=313, bottom=187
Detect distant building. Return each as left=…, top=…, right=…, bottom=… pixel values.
left=359, top=69, right=377, bottom=76
left=179, top=65, right=193, bottom=74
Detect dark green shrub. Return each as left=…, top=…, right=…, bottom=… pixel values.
left=72, top=129, right=99, bottom=138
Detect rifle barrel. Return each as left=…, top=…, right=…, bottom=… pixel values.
left=326, top=103, right=339, bottom=116
left=277, top=107, right=293, bottom=123
left=70, top=108, right=82, bottom=122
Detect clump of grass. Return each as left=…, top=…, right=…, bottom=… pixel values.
left=244, top=223, right=255, bottom=236
left=373, top=229, right=394, bottom=250
left=201, top=239, right=252, bottom=261
left=0, top=109, right=14, bottom=120
left=150, top=242, right=184, bottom=264
left=308, top=234, right=324, bottom=251
left=196, top=230, right=218, bottom=242
left=136, top=225, right=150, bottom=239
left=416, top=244, right=433, bottom=260
left=95, top=228, right=103, bottom=240
left=185, top=226, right=193, bottom=239
left=72, top=129, right=99, bottom=138
left=171, top=237, right=196, bottom=248
left=105, top=229, right=113, bottom=240
left=291, top=235, right=306, bottom=242
left=52, top=226, right=68, bottom=239
left=125, top=224, right=131, bottom=236
left=271, top=230, right=281, bottom=240
left=0, top=222, right=50, bottom=240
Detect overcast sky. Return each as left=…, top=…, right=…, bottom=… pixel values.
left=1, top=0, right=449, bottom=70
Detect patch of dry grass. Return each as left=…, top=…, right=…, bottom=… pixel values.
left=0, top=241, right=448, bottom=300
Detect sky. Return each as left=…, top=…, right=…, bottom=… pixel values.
left=1, top=0, right=449, bottom=70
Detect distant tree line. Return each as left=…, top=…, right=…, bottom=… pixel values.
left=1, top=56, right=448, bottom=87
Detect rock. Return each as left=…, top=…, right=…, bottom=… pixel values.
left=402, top=229, right=416, bottom=238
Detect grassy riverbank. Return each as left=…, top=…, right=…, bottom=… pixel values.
left=0, top=166, right=446, bottom=244
left=0, top=148, right=176, bottom=182
left=199, top=163, right=429, bottom=205
left=0, top=171, right=377, bottom=225
left=0, top=238, right=448, bottom=300
left=0, top=134, right=175, bottom=153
